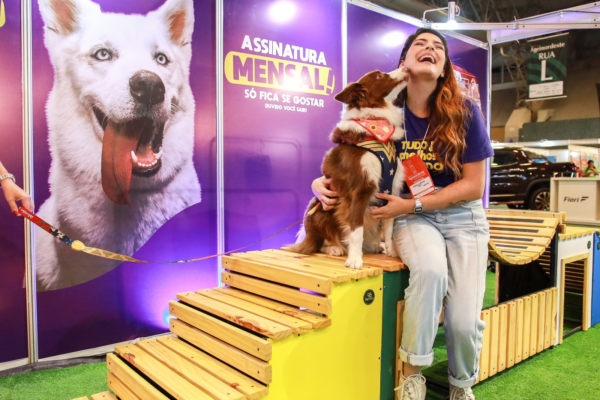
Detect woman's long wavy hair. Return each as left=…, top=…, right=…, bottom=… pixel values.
left=393, top=28, right=470, bottom=179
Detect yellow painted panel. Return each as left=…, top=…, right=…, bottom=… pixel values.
left=262, top=275, right=383, bottom=400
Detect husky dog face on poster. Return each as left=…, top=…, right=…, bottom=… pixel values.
left=36, top=0, right=200, bottom=290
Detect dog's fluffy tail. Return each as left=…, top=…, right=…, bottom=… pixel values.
left=287, top=198, right=324, bottom=255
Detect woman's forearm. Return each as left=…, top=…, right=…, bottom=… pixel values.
left=419, top=160, right=486, bottom=211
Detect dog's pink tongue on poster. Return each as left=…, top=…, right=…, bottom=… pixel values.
left=101, top=121, right=138, bottom=205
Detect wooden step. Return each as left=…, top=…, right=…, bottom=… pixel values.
left=197, top=289, right=314, bottom=334
left=115, top=343, right=214, bottom=400
left=170, top=300, right=272, bottom=361
left=157, top=336, right=268, bottom=400
left=90, top=393, right=117, bottom=400
left=106, top=353, right=168, bottom=400
left=170, top=319, right=272, bottom=384
left=213, top=287, right=331, bottom=329
left=177, top=291, right=293, bottom=339
left=136, top=339, right=246, bottom=400
left=222, top=255, right=332, bottom=295
left=106, top=372, right=141, bottom=400
left=222, top=271, right=332, bottom=315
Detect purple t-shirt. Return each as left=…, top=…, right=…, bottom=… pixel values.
left=397, top=99, right=493, bottom=193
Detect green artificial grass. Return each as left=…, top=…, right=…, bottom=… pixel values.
left=0, top=363, right=108, bottom=400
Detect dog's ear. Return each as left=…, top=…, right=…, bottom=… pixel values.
left=334, top=83, right=367, bottom=106
left=38, top=0, right=99, bottom=36
left=152, top=0, right=195, bottom=46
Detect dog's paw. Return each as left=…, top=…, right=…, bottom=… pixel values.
left=345, top=256, right=363, bottom=270
left=326, top=246, right=345, bottom=257
left=385, top=243, right=399, bottom=259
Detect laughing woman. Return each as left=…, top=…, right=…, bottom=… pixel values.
left=312, top=28, right=493, bottom=400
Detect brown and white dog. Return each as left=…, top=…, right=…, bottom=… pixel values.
left=289, top=68, right=408, bottom=269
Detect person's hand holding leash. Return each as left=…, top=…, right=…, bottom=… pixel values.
left=312, top=176, right=338, bottom=211
left=371, top=193, right=414, bottom=219
left=0, top=161, right=33, bottom=216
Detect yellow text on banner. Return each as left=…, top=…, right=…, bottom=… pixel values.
left=224, top=51, right=335, bottom=96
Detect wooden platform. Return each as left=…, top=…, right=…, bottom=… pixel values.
left=78, top=249, right=400, bottom=400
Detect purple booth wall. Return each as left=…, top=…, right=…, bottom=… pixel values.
left=0, top=0, right=28, bottom=364
left=222, top=0, right=343, bottom=253
left=31, top=0, right=217, bottom=358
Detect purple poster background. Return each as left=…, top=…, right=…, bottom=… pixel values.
left=347, top=4, right=489, bottom=122
left=0, top=0, right=28, bottom=363
left=223, top=0, right=343, bottom=252
left=32, top=0, right=217, bottom=357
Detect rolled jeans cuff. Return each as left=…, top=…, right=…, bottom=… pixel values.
left=398, top=347, right=434, bottom=367
left=448, top=367, right=479, bottom=388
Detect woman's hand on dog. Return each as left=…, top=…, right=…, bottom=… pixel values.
left=371, top=194, right=414, bottom=219
left=2, top=179, right=33, bottom=216
left=312, top=176, right=338, bottom=211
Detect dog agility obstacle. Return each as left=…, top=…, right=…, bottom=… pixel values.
left=75, top=210, right=600, bottom=400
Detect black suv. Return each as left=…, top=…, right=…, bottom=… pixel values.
left=490, top=147, right=579, bottom=210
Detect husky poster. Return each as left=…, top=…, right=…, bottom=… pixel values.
left=0, top=0, right=28, bottom=364
left=32, top=0, right=217, bottom=357
left=223, top=0, right=343, bottom=251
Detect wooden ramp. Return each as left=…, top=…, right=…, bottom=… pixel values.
left=77, top=249, right=397, bottom=400
left=486, top=209, right=565, bottom=265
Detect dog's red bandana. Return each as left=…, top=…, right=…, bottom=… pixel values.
left=352, top=118, right=395, bottom=143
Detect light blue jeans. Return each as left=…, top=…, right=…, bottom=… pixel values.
left=392, top=199, right=490, bottom=388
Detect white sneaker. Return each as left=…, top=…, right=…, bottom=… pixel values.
left=450, top=385, right=475, bottom=400
left=394, top=374, right=426, bottom=400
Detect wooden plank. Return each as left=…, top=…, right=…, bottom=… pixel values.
left=223, top=255, right=332, bottom=295
left=106, top=353, right=168, bottom=400
left=490, top=235, right=551, bottom=247
left=198, top=289, right=313, bottom=334
left=177, top=292, right=292, bottom=339
left=107, top=372, right=141, bottom=400
left=91, top=393, right=117, bottom=400
left=522, top=296, right=531, bottom=360
left=489, top=224, right=556, bottom=238
left=157, top=336, right=268, bottom=400
left=250, top=250, right=369, bottom=279
left=551, top=287, right=558, bottom=345
left=276, top=248, right=399, bottom=272
left=537, top=292, right=546, bottom=353
left=494, top=243, right=547, bottom=253
left=72, top=397, right=89, bottom=400
left=544, top=289, right=553, bottom=349
left=136, top=339, right=246, bottom=400
left=486, top=214, right=559, bottom=228
left=479, top=310, right=491, bottom=382
left=489, top=307, right=499, bottom=377
left=485, top=209, right=565, bottom=222
left=170, top=319, right=272, bottom=384
left=169, top=301, right=271, bottom=361
left=498, top=304, right=508, bottom=373
left=213, top=287, right=331, bottom=329
left=515, top=299, right=524, bottom=364
left=231, top=252, right=353, bottom=282
left=222, top=271, right=332, bottom=315
left=530, top=293, right=538, bottom=356
left=506, top=301, right=517, bottom=369
left=115, top=344, right=214, bottom=400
